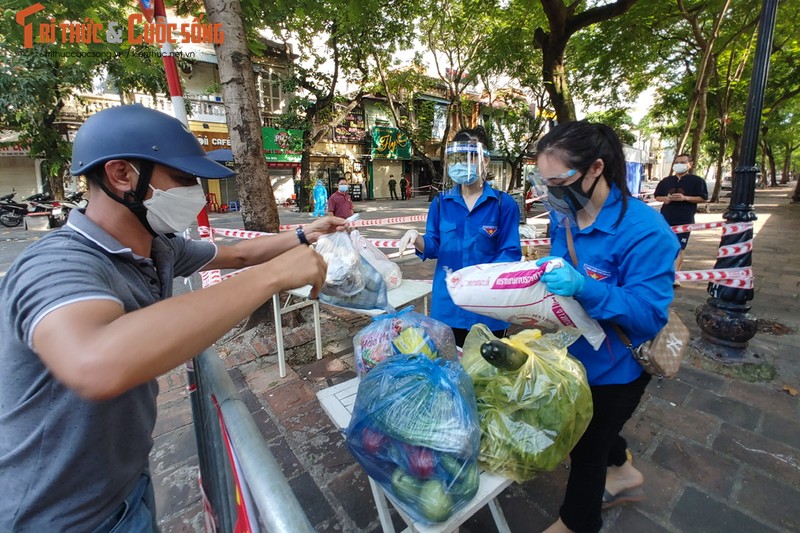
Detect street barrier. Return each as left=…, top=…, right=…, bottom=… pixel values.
left=187, top=349, right=315, bottom=533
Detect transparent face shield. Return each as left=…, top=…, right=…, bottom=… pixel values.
left=444, top=142, right=488, bottom=191
left=527, top=167, right=600, bottom=226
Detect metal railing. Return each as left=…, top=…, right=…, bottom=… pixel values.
left=188, top=348, right=315, bottom=532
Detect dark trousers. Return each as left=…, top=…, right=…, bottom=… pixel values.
left=401, top=186, right=407, bottom=200
left=451, top=327, right=507, bottom=348
left=560, top=372, right=651, bottom=533
left=389, top=187, right=398, bottom=200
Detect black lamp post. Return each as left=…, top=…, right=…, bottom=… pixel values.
left=695, top=0, right=779, bottom=360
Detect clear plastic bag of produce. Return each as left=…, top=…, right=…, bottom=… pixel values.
left=353, top=306, right=457, bottom=376
left=345, top=354, right=481, bottom=524
left=316, top=231, right=364, bottom=298
left=461, top=324, right=593, bottom=482
left=446, top=260, right=606, bottom=349
left=350, top=230, right=403, bottom=290
left=319, top=257, right=391, bottom=312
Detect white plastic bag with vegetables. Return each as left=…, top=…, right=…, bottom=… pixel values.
left=345, top=354, right=481, bottom=524
left=461, top=325, right=593, bottom=482
left=350, top=229, right=402, bottom=290
left=316, top=231, right=391, bottom=311
left=445, top=260, right=606, bottom=350
left=315, top=231, right=363, bottom=297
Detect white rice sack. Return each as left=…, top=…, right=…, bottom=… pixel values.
left=446, top=261, right=606, bottom=350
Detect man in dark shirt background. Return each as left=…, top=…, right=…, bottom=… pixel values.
left=399, top=175, right=408, bottom=200
left=388, top=175, right=398, bottom=200
left=654, top=153, right=708, bottom=287
left=328, top=178, right=354, bottom=218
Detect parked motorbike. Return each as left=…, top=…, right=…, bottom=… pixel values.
left=24, top=192, right=65, bottom=227
left=0, top=192, right=29, bottom=227
left=58, top=191, right=88, bottom=223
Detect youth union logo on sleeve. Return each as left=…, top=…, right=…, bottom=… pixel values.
left=584, top=264, right=611, bottom=281
left=482, top=225, right=498, bottom=237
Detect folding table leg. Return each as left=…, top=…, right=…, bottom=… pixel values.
left=313, top=300, right=322, bottom=360
left=368, top=477, right=396, bottom=533
left=488, top=497, right=511, bottom=533
left=272, top=293, right=287, bottom=378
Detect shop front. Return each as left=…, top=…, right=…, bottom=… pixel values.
left=0, top=132, right=38, bottom=197
left=369, top=126, right=411, bottom=199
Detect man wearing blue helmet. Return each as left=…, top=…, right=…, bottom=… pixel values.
left=0, top=105, right=347, bottom=531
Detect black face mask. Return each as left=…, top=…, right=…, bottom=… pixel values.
left=546, top=172, right=600, bottom=220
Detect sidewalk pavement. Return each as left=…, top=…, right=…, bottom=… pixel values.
left=153, top=188, right=800, bottom=532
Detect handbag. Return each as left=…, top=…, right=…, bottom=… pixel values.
left=564, top=220, right=688, bottom=378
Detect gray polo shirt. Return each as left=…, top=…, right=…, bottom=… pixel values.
left=0, top=210, right=216, bottom=531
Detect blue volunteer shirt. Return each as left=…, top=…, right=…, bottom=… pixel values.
left=548, top=186, right=679, bottom=385
left=419, top=183, right=522, bottom=330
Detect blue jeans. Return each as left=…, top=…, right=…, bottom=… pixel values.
left=91, top=471, right=159, bottom=533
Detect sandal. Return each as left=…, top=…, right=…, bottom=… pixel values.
left=602, top=486, right=645, bottom=510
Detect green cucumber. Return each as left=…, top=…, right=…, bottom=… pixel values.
left=480, top=340, right=528, bottom=371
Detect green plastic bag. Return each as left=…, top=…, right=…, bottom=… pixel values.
left=461, top=325, right=593, bottom=482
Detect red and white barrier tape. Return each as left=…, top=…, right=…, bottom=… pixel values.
left=521, top=238, right=552, bottom=247
left=200, top=269, right=222, bottom=288
left=717, top=241, right=753, bottom=258
left=676, top=267, right=752, bottom=281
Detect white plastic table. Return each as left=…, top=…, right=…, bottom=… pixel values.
left=317, top=377, right=513, bottom=533
left=272, top=279, right=432, bottom=378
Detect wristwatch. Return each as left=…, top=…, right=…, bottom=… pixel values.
left=296, top=226, right=310, bottom=246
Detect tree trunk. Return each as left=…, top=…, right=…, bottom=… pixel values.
left=781, top=144, right=794, bottom=184
left=541, top=36, right=576, bottom=123
left=204, top=0, right=279, bottom=232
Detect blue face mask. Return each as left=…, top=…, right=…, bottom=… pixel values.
left=448, top=163, right=480, bottom=185
left=338, top=185, right=349, bottom=193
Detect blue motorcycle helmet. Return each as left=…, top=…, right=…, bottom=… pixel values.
left=69, top=104, right=234, bottom=235
left=70, top=104, right=234, bottom=179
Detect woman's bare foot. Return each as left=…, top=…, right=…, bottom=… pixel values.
left=543, top=518, right=573, bottom=533
left=605, top=459, right=644, bottom=497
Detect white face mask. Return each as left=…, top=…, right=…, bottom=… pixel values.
left=142, top=184, right=206, bottom=234
left=673, top=163, right=689, bottom=174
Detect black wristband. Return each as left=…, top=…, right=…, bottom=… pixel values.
left=296, top=226, right=310, bottom=246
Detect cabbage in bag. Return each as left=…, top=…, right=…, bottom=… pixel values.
left=461, top=325, right=593, bottom=482
left=345, top=354, right=481, bottom=524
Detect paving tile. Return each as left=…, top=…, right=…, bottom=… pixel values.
left=296, top=423, right=355, bottom=478
left=519, top=463, right=570, bottom=515
left=736, top=468, right=800, bottom=531
left=244, top=361, right=300, bottom=397
left=296, top=356, right=350, bottom=383
left=673, top=365, right=727, bottom=391
left=249, top=407, right=282, bottom=442
left=326, top=465, right=377, bottom=529
left=153, top=398, right=194, bottom=438
left=646, top=376, right=694, bottom=406
left=262, top=379, right=317, bottom=416
left=607, top=507, right=670, bottom=533
left=151, top=425, right=198, bottom=473
left=761, top=411, right=800, bottom=450
left=723, top=379, right=799, bottom=421
left=152, top=459, right=201, bottom=520
left=157, top=503, right=205, bottom=533
left=633, top=459, right=684, bottom=517
left=713, top=422, right=800, bottom=489
left=288, top=473, right=336, bottom=527
left=686, top=387, right=762, bottom=431
left=266, top=436, right=306, bottom=480
left=636, top=396, right=722, bottom=446
left=651, top=437, right=739, bottom=498
left=670, top=486, right=775, bottom=533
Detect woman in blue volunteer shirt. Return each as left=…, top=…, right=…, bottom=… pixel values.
left=398, top=126, right=521, bottom=347
left=530, top=121, right=678, bottom=533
